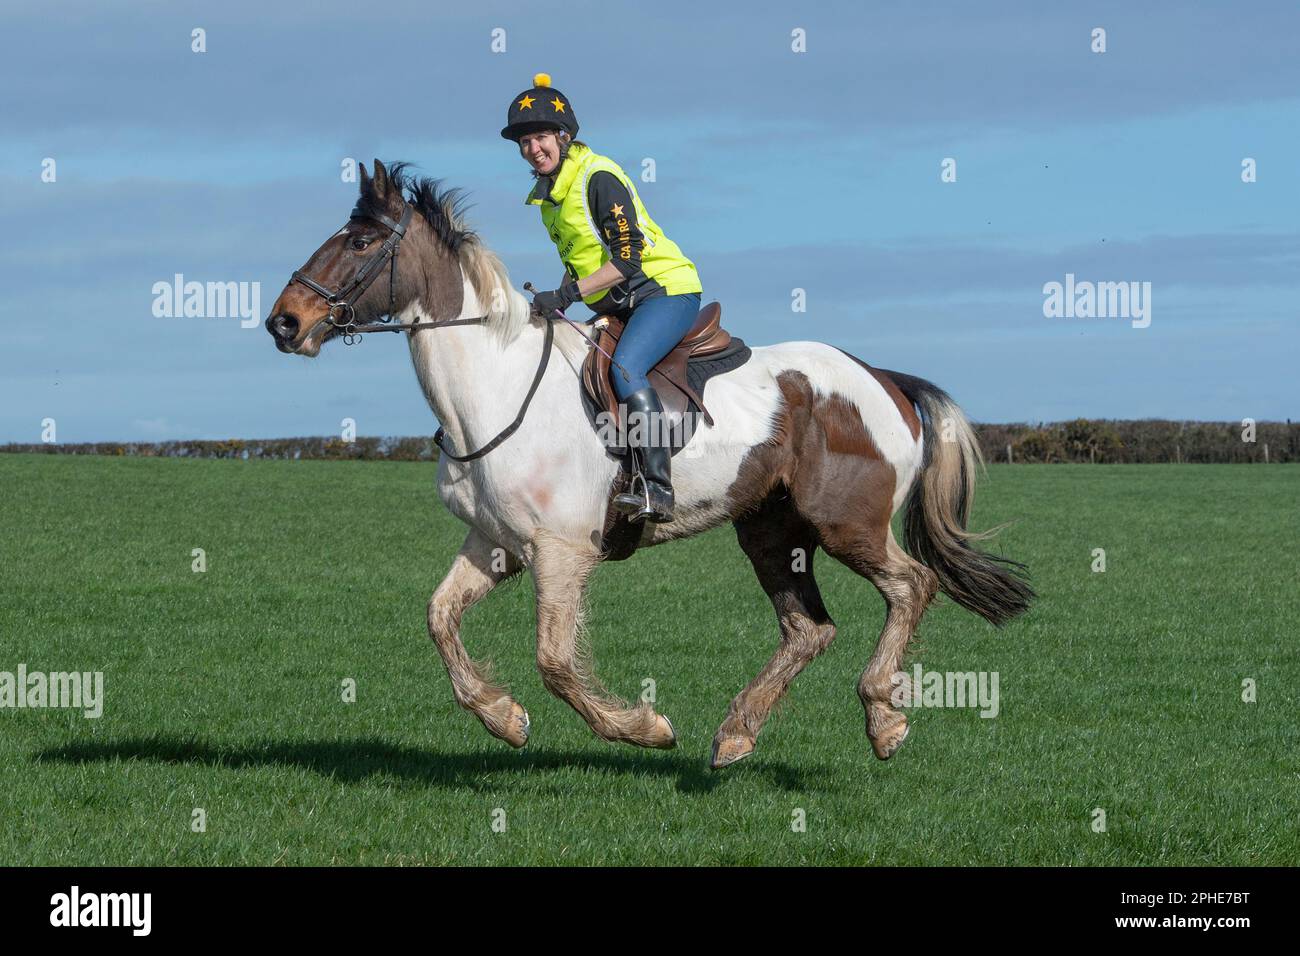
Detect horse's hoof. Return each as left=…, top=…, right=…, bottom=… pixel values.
left=514, top=705, right=531, bottom=746
left=649, top=714, right=677, bottom=749
left=709, top=734, right=754, bottom=770
left=869, top=711, right=909, bottom=760
left=495, top=701, right=530, bottom=749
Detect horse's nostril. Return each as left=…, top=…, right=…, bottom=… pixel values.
left=267, top=314, right=299, bottom=341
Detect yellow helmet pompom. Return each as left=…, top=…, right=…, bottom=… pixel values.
left=533, top=72, right=551, bottom=88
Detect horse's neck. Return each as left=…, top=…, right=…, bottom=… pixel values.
left=402, top=268, right=541, bottom=452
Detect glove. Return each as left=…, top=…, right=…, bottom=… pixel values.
left=531, top=281, right=582, bottom=318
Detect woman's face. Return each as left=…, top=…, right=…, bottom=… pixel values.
left=518, top=130, right=562, bottom=176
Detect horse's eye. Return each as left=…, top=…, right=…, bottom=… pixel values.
left=349, top=236, right=371, bottom=251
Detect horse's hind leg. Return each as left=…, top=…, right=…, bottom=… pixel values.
left=825, top=528, right=938, bottom=760
left=530, top=532, right=676, bottom=749
left=428, top=528, right=531, bottom=748
left=711, top=494, right=837, bottom=770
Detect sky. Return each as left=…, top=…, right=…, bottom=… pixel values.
left=1, top=0, right=1296, bottom=443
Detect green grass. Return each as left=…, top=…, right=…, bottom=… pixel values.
left=2, top=454, right=1296, bottom=865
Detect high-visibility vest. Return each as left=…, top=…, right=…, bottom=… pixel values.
left=526, top=143, right=701, bottom=306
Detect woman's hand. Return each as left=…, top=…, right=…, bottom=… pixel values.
left=530, top=281, right=582, bottom=318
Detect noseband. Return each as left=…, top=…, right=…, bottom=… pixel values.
left=291, top=204, right=415, bottom=344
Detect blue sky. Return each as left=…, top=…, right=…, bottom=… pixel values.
left=2, top=0, right=1296, bottom=442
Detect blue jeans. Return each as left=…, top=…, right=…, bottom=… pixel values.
left=611, top=292, right=702, bottom=399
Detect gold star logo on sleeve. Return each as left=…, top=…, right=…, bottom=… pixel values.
left=551, top=97, right=566, bottom=113
left=610, top=203, right=624, bottom=216
left=517, top=95, right=536, bottom=110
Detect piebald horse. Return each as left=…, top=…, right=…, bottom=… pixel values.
left=266, top=160, right=1033, bottom=768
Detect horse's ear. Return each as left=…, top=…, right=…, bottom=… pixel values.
left=372, top=158, right=389, bottom=196
left=358, top=162, right=372, bottom=195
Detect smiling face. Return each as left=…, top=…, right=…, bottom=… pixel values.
left=518, top=129, right=564, bottom=176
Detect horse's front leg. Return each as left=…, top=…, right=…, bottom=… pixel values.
left=428, top=527, right=531, bottom=747
left=530, top=531, right=677, bottom=749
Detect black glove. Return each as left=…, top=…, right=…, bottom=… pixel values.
left=531, top=281, right=582, bottom=318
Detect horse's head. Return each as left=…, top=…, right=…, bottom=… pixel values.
left=266, top=159, right=426, bottom=357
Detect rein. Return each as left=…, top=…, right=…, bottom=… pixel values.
left=433, top=317, right=554, bottom=462
left=332, top=311, right=553, bottom=463
left=345, top=315, right=491, bottom=336
left=343, top=312, right=555, bottom=464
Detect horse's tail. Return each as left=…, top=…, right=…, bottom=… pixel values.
left=879, top=369, right=1034, bottom=627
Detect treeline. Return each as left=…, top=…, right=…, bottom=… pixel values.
left=2, top=420, right=1296, bottom=463
left=975, top=419, right=1296, bottom=463
left=1, top=436, right=437, bottom=461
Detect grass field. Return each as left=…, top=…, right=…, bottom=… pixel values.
left=2, top=453, right=1296, bottom=865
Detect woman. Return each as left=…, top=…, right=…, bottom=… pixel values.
left=501, top=73, right=702, bottom=524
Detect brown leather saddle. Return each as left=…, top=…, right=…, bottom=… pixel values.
left=581, top=301, right=732, bottom=433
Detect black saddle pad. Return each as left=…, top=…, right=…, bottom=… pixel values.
left=581, top=337, right=752, bottom=460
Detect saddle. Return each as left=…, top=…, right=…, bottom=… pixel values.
left=581, top=301, right=732, bottom=433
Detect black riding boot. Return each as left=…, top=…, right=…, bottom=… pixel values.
left=612, top=386, right=674, bottom=523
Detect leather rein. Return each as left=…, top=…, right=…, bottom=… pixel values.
left=289, top=201, right=554, bottom=463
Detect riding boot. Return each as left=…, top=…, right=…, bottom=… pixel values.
left=612, top=386, right=675, bottom=523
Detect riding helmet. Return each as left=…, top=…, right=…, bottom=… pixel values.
left=500, top=73, right=579, bottom=141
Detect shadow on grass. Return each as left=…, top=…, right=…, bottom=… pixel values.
left=34, top=736, right=823, bottom=794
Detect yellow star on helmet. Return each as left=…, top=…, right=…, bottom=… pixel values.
left=610, top=203, right=624, bottom=216
left=517, top=94, right=535, bottom=110
left=551, top=97, right=566, bottom=113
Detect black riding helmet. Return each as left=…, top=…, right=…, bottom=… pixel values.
left=500, top=72, right=579, bottom=141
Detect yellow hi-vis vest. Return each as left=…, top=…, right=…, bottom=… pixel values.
left=525, top=143, right=701, bottom=308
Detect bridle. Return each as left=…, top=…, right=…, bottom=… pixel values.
left=292, top=201, right=485, bottom=346
left=286, top=200, right=555, bottom=462
left=290, top=203, right=419, bottom=344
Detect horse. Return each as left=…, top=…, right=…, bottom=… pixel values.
left=265, top=159, right=1033, bottom=769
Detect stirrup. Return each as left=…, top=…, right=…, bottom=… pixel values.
left=612, top=471, right=649, bottom=516
left=612, top=471, right=674, bottom=523
left=641, top=490, right=674, bottom=523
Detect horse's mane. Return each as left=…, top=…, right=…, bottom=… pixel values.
left=357, top=161, right=530, bottom=346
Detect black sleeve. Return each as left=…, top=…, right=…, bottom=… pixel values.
left=587, top=171, right=645, bottom=280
